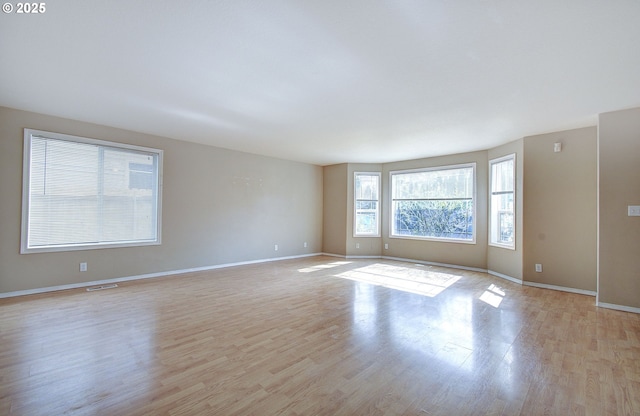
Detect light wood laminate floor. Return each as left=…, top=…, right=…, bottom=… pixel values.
left=1, top=256, right=639, bottom=415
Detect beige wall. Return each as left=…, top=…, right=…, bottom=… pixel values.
left=322, top=164, right=348, bottom=256
left=4, top=105, right=634, bottom=309
left=0, top=107, right=323, bottom=294
left=598, top=107, right=640, bottom=309
left=382, top=151, right=489, bottom=270
left=347, top=163, right=383, bottom=257
left=523, top=127, right=597, bottom=292
left=323, top=153, right=489, bottom=269
left=487, top=139, right=524, bottom=280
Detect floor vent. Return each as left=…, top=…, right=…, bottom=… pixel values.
left=86, top=284, right=119, bottom=292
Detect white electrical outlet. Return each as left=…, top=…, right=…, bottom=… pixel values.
left=274, top=244, right=278, bottom=251
left=384, top=243, right=389, bottom=250
left=80, top=262, right=88, bottom=272
left=628, top=205, right=640, bottom=216
left=356, top=243, right=360, bottom=249
left=535, top=264, right=542, bottom=273
left=304, top=242, right=307, bottom=248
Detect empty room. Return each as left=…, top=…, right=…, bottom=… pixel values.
left=1, top=1, right=639, bottom=415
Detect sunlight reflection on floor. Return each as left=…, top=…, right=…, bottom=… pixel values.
left=335, top=263, right=461, bottom=297
left=479, top=283, right=506, bottom=307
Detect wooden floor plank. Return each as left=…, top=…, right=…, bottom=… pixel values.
left=1, top=256, right=639, bottom=415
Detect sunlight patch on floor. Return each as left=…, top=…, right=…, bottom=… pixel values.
left=335, top=263, right=461, bottom=297
left=298, top=261, right=352, bottom=273
left=479, top=284, right=506, bottom=308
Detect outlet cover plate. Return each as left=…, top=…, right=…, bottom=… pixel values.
left=628, top=205, right=640, bottom=216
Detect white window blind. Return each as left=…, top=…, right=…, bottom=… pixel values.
left=21, top=129, right=162, bottom=253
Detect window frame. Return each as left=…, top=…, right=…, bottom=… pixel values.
left=353, top=172, right=381, bottom=237
left=20, top=129, right=163, bottom=254
left=389, top=163, right=476, bottom=244
left=488, top=153, right=516, bottom=250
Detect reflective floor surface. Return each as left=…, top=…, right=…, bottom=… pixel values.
left=1, top=256, right=639, bottom=415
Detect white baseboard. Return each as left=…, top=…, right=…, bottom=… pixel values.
left=596, top=302, right=640, bottom=314
left=0, top=253, right=323, bottom=299
left=318, top=257, right=633, bottom=314
left=322, top=253, right=488, bottom=273
left=487, top=270, right=522, bottom=285
left=8, top=254, right=632, bottom=315
left=321, top=253, right=380, bottom=260
left=523, top=281, right=596, bottom=297
left=381, top=256, right=487, bottom=273
left=320, top=252, right=346, bottom=258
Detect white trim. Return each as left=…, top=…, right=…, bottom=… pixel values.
left=389, top=162, right=477, bottom=177
left=0, top=253, right=322, bottom=299
left=325, top=253, right=489, bottom=274
left=596, top=123, right=600, bottom=305
left=4, top=253, right=616, bottom=310
left=487, top=270, right=522, bottom=285
left=388, top=234, right=477, bottom=245
left=320, top=252, right=346, bottom=258
left=325, top=252, right=489, bottom=274
left=596, top=302, right=640, bottom=314
left=488, top=242, right=516, bottom=250
left=381, top=255, right=487, bottom=273
left=523, top=281, right=596, bottom=297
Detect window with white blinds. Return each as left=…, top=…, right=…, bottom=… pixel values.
left=21, top=129, right=162, bottom=253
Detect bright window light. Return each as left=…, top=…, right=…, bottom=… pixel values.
left=390, top=164, right=476, bottom=243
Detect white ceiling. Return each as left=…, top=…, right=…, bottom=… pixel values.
left=1, top=1, right=639, bottom=166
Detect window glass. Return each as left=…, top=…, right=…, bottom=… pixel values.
left=391, top=164, right=475, bottom=242
left=489, top=155, right=515, bottom=248
left=354, top=172, right=380, bottom=236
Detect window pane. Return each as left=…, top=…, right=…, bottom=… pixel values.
left=491, top=158, right=514, bottom=193
left=390, top=165, right=475, bottom=242
left=355, top=201, right=378, bottom=234
left=354, top=173, right=380, bottom=236
left=355, top=174, right=379, bottom=200
left=392, top=167, right=473, bottom=200
left=498, top=211, right=514, bottom=243
left=491, top=193, right=514, bottom=244
left=489, top=155, right=515, bottom=247
left=392, top=199, right=473, bottom=239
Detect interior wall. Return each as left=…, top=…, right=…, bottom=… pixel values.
left=487, top=139, right=524, bottom=280
left=0, top=107, right=323, bottom=294
left=322, top=164, right=348, bottom=256
left=522, top=127, right=597, bottom=292
left=2, top=105, right=628, bottom=306
left=381, top=151, right=489, bottom=270
left=598, top=107, right=640, bottom=309
left=346, top=163, right=383, bottom=257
